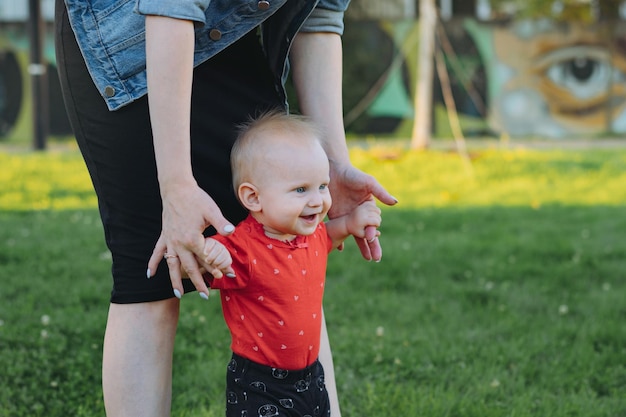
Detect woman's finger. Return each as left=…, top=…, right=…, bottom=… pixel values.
left=355, top=235, right=373, bottom=261
left=371, top=180, right=398, bottom=207
left=178, top=251, right=211, bottom=300
left=165, top=253, right=184, bottom=299
left=147, top=234, right=168, bottom=278
left=367, top=235, right=382, bottom=262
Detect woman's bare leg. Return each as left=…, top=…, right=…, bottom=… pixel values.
left=319, top=308, right=342, bottom=417
left=102, top=299, right=180, bottom=417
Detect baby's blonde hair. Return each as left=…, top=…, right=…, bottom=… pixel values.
left=230, top=109, right=324, bottom=194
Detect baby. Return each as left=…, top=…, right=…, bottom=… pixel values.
left=200, top=110, right=381, bottom=417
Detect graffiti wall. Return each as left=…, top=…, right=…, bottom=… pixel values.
left=342, top=17, right=626, bottom=139
left=0, top=22, right=71, bottom=141
left=2, top=15, right=626, bottom=141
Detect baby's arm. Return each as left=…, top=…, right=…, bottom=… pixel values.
left=325, top=196, right=382, bottom=259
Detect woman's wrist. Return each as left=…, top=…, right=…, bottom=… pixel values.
left=158, top=172, right=197, bottom=196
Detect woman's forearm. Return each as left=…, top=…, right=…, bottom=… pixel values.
left=145, top=16, right=197, bottom=192
left=290, top=32, right=350, bottom=165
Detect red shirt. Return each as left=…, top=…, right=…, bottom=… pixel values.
left=210, top=214, right=332, bottom=370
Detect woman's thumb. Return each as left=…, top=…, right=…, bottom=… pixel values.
left=215, top=220, right=235, bottom=236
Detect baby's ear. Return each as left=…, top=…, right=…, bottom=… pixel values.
left=238, top=182, right=261, bottom=212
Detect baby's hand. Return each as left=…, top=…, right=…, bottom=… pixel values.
left=348, top=198, right=382, bottom=241
left=187, top=238, right=234, bottom=279
left=342, top=198, right=382, bottom=261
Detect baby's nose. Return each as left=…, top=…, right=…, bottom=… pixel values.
left=308, top=191, right=323, bottom=206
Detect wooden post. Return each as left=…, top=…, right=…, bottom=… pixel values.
left=411, top=0, right=436, bottom=149
left=28, top=0, right=48, bottom=150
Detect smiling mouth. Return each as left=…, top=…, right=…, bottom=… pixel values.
left=301, top=214, right=318, bottom=222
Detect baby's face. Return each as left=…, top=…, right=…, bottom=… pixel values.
left=252, top=135, right=331, bottom=240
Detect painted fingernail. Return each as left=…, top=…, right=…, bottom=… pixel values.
left=173, top=289, right=182, bottom=299
left=146, top=268, right=151, bottom=279
left=226, top=273, right=236, bottom=278
left=199, top=292, right=209, bottom=300
left=224, top=224, right=235, bottom=233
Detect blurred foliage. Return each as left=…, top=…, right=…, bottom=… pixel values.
left=489, top=0, right=622, bottom=22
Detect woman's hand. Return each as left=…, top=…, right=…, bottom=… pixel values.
left=328, top=162, right=397, bottom=261
left=146, top=181, right=234, bottom=300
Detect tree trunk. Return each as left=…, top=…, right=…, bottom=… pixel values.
left=411, top=0, right=437, bottom=149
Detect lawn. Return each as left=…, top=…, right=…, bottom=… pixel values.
left=0, top=143, right=625, bottom=416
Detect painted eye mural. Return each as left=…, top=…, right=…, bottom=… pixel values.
left=468, top=19, right=626, bottom=137
left=340, top=15, right=626, bottom=139
left=535, top=43, right=626, bottom=130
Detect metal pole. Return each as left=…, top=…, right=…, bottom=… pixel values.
left=28, top=0, right=48, bottom=150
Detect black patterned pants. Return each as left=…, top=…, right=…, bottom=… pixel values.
left=225, top=353, right=331, bottom=417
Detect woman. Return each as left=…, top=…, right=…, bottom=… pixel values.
left=55, top=0, right=397, bottom=415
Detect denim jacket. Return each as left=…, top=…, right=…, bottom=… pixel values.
left=64, top=0, right=350, bottom=111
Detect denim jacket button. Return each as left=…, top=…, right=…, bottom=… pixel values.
left=104, top=86, right=115, bottom=97
left=209, top=29, right=222, bottom=41
left=258, top=1, right=270, bottom=10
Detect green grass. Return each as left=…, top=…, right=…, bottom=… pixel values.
left=1, top=145, right=625, bottom=416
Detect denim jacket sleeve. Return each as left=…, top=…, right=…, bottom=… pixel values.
left=135, top=0, right=210, bottom=25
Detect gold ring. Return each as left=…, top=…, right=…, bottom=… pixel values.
left=164, top=253, right=179, bottom=260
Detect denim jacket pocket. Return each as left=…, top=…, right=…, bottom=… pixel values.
left=95, top=0, right=146, bottom=80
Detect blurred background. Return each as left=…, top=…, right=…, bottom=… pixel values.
left=2, top=3, right=625, bottom=416
left=2, top=0, right=626, bottom=148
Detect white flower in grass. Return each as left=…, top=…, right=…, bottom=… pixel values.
left=558, top=304, right=569, bottom=315
left=50, top=380, right=58, bottom=388
left=490, top=379, right=500, bottom=388
left=40, top=329, right=49, bottom=339
left=485, top=281, right=494, bottom=291
left=375, top=326, right=384, bottom=337
left=41, top=315, right=50, bottom=326
left=99, top=251, right=112, bottom=261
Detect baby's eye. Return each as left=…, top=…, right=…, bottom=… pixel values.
left=295, top=187, right=306, bottom=193
left=319, top=184, right=328, bottom=191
